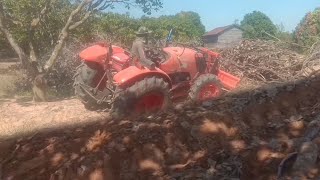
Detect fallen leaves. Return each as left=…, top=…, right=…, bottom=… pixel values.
left=200, top=119, right=238, bottom=137
left=86, top=130, right=111, bottom=152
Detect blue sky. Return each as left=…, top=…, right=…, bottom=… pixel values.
left=112, top=0, right=320, bottom=32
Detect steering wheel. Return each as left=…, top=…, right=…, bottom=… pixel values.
left=145, top=37, right=166, bottom=64
left=148, top=37, right=165, bottom=50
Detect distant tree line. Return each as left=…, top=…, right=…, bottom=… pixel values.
left=1, top=0, right=319, bottom=62
left=238, top=9, right=320, bottom=52
left=96, top=11, right=205, bottom=47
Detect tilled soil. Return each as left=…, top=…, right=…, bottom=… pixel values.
left=0, top=98, right=108, bottom=139
left=0, top=76, right=320, bottom=180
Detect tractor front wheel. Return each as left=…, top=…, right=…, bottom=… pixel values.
left=189, top=74, right=222, bottom=103
left=111, top=77, right=170, bottom=119
left=73, top=62, right=108, bottom=110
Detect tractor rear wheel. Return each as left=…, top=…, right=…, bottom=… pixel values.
left=189, top=74, right=222, bottom=103
left=73, top=62, right=108, bottom=110
left=111, top=77, right=170, bottom=119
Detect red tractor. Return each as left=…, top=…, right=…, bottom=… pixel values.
left=73, top=35, right=240, bottom=118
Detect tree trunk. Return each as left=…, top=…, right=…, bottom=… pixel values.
left=44, top=31, right=68, bottom=70
left=0, top=0, right=96, bottom=102
left=0, top=2, right=29, bottom=67
left=44, top=0, right=92, bottom=70
left=0, top=19, right=28, bottom=67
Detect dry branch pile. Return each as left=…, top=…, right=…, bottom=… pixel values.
left=218, top=40, right=307, bottom=88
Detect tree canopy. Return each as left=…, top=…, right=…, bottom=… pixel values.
left=240, top=11, right=277, bottom=40
left=1, top=0, right=74, bottom=53
left=142, top=11, right=205, bottom=43
left=0, top=0, right=204, bottom=58
left=96, top=11, right=206, bottom=47
left=295, top=8, right=320, bottom=48
left=0, top=0, right=164, bottom=71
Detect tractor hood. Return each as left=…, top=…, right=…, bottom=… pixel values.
left=79, top=44, right=109, bottom=62
left=79, top=43, right=127, bottom=63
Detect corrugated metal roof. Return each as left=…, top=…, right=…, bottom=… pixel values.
left=203, top=25, right=239, bottom=37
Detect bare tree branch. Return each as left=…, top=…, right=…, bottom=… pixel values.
left=98, top=0, right=113, bottom=10
left=68, top=0, right=115, bottom=30
left=69, top=11, right=92, bottom=30
left=97, top=0, right=128, bottom=10
left=91, top=0, right=104, bottom=9
left=43, top=0, right=162, bottom=71
left=44, top=0, right=94, bottom=70
left=98, top=0, right=111, bottom=10
left=8, top=19, right=23, bottom=26
left=29, top=0, right=56, bottom=64
left=0, top=2, right=28, bottom=67
left=0, top=3, right=23, bottom=27
left=29, top=0, right=56, bottom=66
left=30, top=0, right=54, bottom=28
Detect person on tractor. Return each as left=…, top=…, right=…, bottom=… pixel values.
left=131, top=26, right=156, bottom=70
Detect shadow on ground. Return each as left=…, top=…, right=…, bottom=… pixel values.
left=0, top=75, right=320, bottom=180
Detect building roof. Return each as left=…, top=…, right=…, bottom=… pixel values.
left=203, top=25, right=241, bottom=37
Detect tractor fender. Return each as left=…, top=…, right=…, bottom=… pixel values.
left=113, top=66, right=172, bottom=89
left=79, top=44, right=126, bottom=65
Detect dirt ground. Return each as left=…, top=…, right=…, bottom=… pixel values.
left=0, top=62, right=20, bottom=97
left=0, top=98, right=108, bottom=139
left=0, top=75, right=320, bottom=180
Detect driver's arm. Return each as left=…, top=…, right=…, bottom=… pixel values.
left=136, top=41, right=155, bottom=69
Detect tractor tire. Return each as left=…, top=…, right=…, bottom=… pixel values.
left=73, top=62, right=105, bottom=110
left=189, top=74, right=222, bottom=103
left=111, top=77, right=170, bottom=119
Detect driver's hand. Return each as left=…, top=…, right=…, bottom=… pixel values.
left=150, top=63, right=156, bottom=70
left=147, top=61, right=156, bottom=70
left=142, top=60, right=156, bottom=70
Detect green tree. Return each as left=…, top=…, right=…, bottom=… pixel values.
left=275, top=23, right=294, bottom=42
left=294, top=8, right=320, bottom=48
left=96, top=11, right=206, bottom=47
left=240, top=11, right=277, bottom=40
left=141, top=11, right=205, bottom=43
left=0, top=0, right=163, bottom=98
left=1, top=0, right=75, bottom=56
left=0, top=0, right=163, bottom=71
left=96, top=12, right=141, bottom=47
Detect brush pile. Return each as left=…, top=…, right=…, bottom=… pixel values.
left=218, top=40, right=309, bottom=88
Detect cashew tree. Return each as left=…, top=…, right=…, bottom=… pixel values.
left=0, top=0, right=162, bottom=75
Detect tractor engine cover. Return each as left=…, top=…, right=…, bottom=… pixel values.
left=160, top=47, right=200, bottom=79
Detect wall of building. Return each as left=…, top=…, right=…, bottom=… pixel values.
left=203, top=35, right=218, bottom=44
left=204, top=27, right=243, bottom=49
